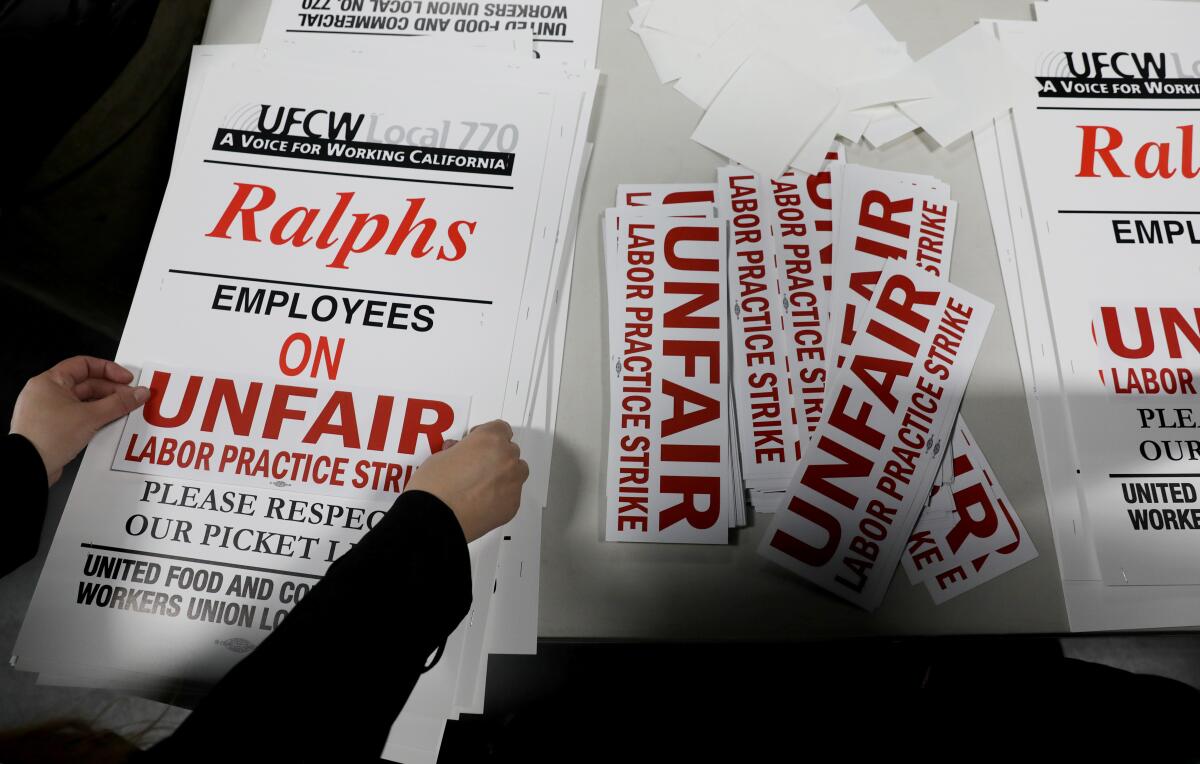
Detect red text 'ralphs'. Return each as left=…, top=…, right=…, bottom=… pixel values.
left=206, top=182, right=478, bottom=269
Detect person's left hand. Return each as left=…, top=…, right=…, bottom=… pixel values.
left=10, top=356, right=149, bottom=486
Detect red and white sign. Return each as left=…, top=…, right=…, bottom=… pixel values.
left=717, top=167, right=803, bottom=482
left=764, top=150, right=842, bottom=444
left=830, top=166, right=957, bottom=368
left=115, top=365, right=469, bottom=500
left=13, top=52, right=557, bottom=689
left=758, top=261, right=993, bottom=609
left=903, top=420, right=1037, bottom=603
left=605, top=194, right=747, bottom=529
left=606, top=215, right=730, bottom=543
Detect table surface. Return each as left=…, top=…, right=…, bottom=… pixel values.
left=204, top=0, right=1070, bottom=638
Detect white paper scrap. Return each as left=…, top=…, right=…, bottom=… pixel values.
left=630, top=4, right=707, bottom=83
left=862, top=106, right=919, bottom=148
left=898, top=23, right=1029, bottom=147
left=693, top=53, right=838, bottom=178
left=674, top=20, right=757, bottom=109
left=641, top=0, right=737, bottom=46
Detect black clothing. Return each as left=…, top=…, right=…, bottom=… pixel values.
left=0, top=433, right=48, bottom=577
left=0, top=0, right=160, bottom=194
left=140, top=490, right=471, bottom=762
left=0, top=431, right=471, bottom=762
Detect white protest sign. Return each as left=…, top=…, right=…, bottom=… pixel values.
left=763, top=150, right=842, bottom=443
left=717, top=167, right=803, bottom=482
left=15, top=52, right=552, bottom=681
left=830, top=165, right=956, bottom=369
left=606, top=216, right=730, bottom=543
left=759, top=261, right=993, bottom=609
left=1004, top=22, right=1200, bottom=585
left=903, top=420, right=1037, bottom=602
left=606, top=192, right=746, bottom=528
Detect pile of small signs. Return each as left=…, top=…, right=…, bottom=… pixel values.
left=603, top=158, right=1037, bottom=611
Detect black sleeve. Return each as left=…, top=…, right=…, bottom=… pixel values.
left=139, top=490, right=472, bottom=763
left=0, top=0, right=159, bottom=192
left=0, top=433, right=49, bottom=578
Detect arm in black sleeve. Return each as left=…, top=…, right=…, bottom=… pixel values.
left=0, top=433, right=49, bottom=578
left=140, top=490, right=472, bottom=763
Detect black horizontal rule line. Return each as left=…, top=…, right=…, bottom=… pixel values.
left=201, top=159, right=514, bottom=191
left=1036, top=106, right=1200, bottom=111
left=80, top=543, right=323, bottom=581
left=168, top=269, right=494, bottom=306
left=1104, top=470, right=1200, bottom=477
left=1059, top=210, right=1200, bottom=215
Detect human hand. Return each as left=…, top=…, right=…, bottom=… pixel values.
left=405, top=419, right=529, bottom=543
left=10, top=357, right=149, bottom=486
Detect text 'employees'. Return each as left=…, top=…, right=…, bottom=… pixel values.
left=211, top=284, right=435, bottom=332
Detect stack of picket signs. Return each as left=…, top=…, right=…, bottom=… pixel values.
left=976, top=0, right=1200, bottom=631
left=15, top=2, right=601, bottom=761
left=604, top=157, right=1039, bottom=609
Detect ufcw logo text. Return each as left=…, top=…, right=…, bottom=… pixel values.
left=256, top=104, right=365, bottom=141
left=1038, top=51, right=1200, bottom=99
left=1057, top=50, right=1200, bottom=82
left=1062, top=51, right=1172, bottom=80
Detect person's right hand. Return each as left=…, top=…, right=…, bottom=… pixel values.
left=10, top=356, right=149, bottom=486
left=405, top=419, right=528, bottom=543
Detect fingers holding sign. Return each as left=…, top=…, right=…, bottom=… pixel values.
left=407, top=419, right=528, bottom=543
left=11, top=356, right=149, bottom=485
